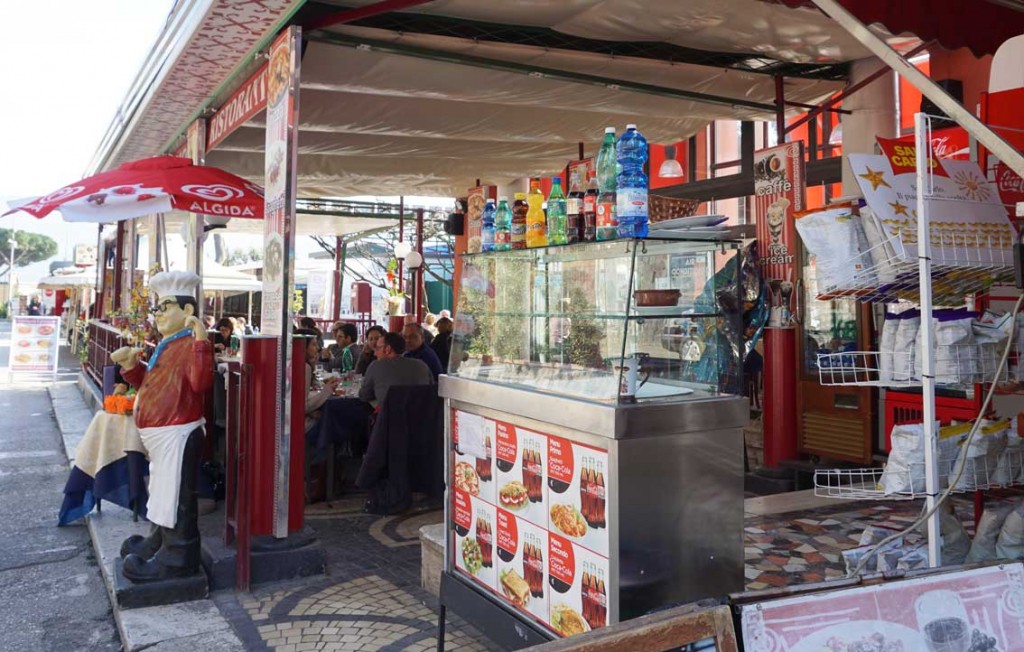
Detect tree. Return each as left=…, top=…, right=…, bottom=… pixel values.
left=0, top=228, right=58, bottom=277
left=309, top=210, right=454, bottom=296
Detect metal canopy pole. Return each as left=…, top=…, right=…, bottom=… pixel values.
left=810, top=0, right=1024, bottom=179
left=915, top=112, right=941, bottom=568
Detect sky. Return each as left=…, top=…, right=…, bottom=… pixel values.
left=0, top=1, right=174, bottom=286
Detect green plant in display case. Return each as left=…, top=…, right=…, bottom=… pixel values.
left=561, top=286, right=604, bottom=369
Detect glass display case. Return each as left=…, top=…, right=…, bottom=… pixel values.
left=449, top=238, right=745, bottom=404
left=440, top=237, right=748, bottom=645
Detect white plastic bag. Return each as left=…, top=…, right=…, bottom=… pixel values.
left=916, top=309, right=977, bottom=385
left=859, top=205, right=899, bottom=283
left=892, top=311, right=920, bottom=382
left=940, top=503, right=970, bottom=565
left=995, top=500, right=1024, bottom=560
left=948, top=419, right=1009, bottom=491
left=880, top=421, right=939, bottom=495
left=878, top=312, right=900, bottom=383
left=966, top=503, right=1014, bottom=562
left=794, top=205, right=876, bottom=292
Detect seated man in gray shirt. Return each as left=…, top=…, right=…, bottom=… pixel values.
left=359, top=332, right=434, bottom=407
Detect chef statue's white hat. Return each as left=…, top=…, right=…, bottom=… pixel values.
left=150, top=270, right=200, bottom=299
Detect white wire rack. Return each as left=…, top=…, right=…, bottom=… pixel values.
left=817, top=343, right=1011, bottom=387
left=815, top=442, right=1024, bottom=500
left=814, top=229, right=1015, bottom=304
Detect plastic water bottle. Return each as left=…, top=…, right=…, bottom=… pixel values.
left=615, top=124, right=649, bottom=238
left=494, top=197, right=512, bottom=251
left=481, top=199, right=496, bottom=252
left=595, top=127, right=618, bottom=241
left=546, top=177, right=568, bottom=246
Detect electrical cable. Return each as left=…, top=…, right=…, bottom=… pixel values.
left=848, top=293, right=1024, bottom=578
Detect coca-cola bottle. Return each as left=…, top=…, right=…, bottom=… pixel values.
left=567, top=175, right=584, bottom=244
left=596, top=569, right=607, bottom=627
left=534, top=538, right=544, bottom=598
left=533, top=444, right=544, bottom=502
left=582, top=171, right=598, bottom=241
left=521, top=444, right=532, bottom=493
left=581, top=564, right=593, bottom=625
left=483, top=436, right=493, bottom=481
left=523, top=540, right=534, bottom=593
left=479, top=516, right=492, bottom=567
left=596, top=460, right=606, bottom=528
left=580, top=455, right=591, bottom=525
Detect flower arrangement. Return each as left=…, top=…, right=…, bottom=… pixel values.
left=385, top=258, right=406, bottom=316
left=104, top=385, right=136, bottom=415
left=109, top=264, right=162, bottom=345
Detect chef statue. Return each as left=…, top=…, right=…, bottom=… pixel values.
left=110, top=271, right=213, bottom=582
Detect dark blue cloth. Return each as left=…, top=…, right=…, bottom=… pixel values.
left=58, top=452, right=149, bottom=526
left=315, top=397, right=372, bottom=453
left=404, top=345, right=443, bottom=379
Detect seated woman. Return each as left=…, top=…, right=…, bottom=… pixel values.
left=213, top=318, right=239, bottom=353
left=296, top=328, right=339, bottom=438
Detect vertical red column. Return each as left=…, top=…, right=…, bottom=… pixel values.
left=241, top=335, right=278, bottom=536
left=289, top=337, right=306, bottom=532
left=754, top=143, right=805, bottom=468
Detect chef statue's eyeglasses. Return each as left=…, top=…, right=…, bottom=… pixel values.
left=151, top=299, right=178, bottom=314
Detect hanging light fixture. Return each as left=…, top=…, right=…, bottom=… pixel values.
left=394, top=241, right=412, bottom=259
left=658, top=145, right=685, bottom=179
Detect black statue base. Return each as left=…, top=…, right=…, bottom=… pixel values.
left=113, top=558, right=209, bottom=609
left=199, top=506, right=325, bottom=591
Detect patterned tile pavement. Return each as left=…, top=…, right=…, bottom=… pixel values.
left=213, top=492, right=1018, bottom=650
left=214, top=497, right=491, bottom=652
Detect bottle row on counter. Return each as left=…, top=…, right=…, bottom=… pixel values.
left=477, top=124, right=651, bottom=253
left=451, top=410, right=611, bottom=637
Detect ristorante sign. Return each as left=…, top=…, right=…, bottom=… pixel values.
left=207, top=64, right=268, bottom=151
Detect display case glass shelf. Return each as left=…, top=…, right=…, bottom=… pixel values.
left=449, top=237, right=745, bottom=404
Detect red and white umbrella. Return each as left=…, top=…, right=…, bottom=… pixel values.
left=3, top=156, right=264, bottom=223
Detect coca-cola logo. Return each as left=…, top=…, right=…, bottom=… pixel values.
left=995, top=162, right=1024, bottom=206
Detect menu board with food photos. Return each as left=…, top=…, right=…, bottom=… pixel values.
left=451, top=409, right=611, bottom=638
left=10, top=316, right=60, bottom=376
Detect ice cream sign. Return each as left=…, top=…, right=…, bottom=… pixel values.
left=754, top=143, right=805, bottom=275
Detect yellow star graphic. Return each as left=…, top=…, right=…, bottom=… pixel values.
left=889, top=201, right=909, bottom=216
left=859, top=166, right=891, bottom=191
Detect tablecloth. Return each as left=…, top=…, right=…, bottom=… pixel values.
left=58, top=411, right=149, bottom=525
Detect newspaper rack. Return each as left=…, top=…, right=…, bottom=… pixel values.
left=816, top=345, right=1011, bottom=388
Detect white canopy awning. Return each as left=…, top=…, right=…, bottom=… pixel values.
left=201, top=261, right=262, bottom=294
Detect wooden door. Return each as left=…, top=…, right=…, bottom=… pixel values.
left=796, top=261, right=877, bottom=464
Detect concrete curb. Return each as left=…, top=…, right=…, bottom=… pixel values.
left=49, top=378, right=246, bottom=652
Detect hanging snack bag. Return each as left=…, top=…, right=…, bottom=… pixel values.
left=794, top=203, right=875, bottom=293
left=859, top=204, right=900, bottom=283
left=948, top=418, right=1010, bottom=491
left=878, top=311, right=900, bottom=383
left=966, top=503, right=1015, bottom=563
left=995, top=499, right=1024, bottom=560
left=892, top=310, right=920, bottom=381
left=915, top=309, right=977, bottom=384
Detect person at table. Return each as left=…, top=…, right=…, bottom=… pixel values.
left=213, top=318, right=239, bottom=354
left=323, top=323, right=361, bottom=373
left=355, top=325, right=385, bottom=375
left=359, top=332, right=433, bottom=407
left=296, top=328, right=340, bottom=434
left=430, top=317, right=453, bottom=371
left=402, top=323, right=444, bottom=380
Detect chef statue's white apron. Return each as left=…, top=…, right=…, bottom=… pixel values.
left=138, top=418, right=205, bottom=529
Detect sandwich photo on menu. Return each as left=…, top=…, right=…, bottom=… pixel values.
left=500, top=569, right=530, bottom=607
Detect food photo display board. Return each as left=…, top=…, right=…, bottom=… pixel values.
left=9, top=316, right=60, bottom=379
left=451, top=409, right=611, bottom=638
left=741, top=564, right=1024, bottom=651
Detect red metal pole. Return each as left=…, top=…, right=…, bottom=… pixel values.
left=415, top=208, right=425, bottom=323
left=113, top=222, right=125, bottom=311
left=398, top=196, right=405, bottom=297
left=332, top=236, right=342, bottom=321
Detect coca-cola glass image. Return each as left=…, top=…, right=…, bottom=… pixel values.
left=916, top=590, right=970, bottom=652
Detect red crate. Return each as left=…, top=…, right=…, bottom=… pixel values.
left=883, top=390, right=984, bottom=452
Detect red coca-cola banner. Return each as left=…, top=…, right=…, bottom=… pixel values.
left=547, top=436, right=574, bottom=486
left=892, top=126, right=971, bottom=161
left=495, top=421, right=517, bottom=465
left=995, top=162, right=1024, bottom=212
left=495, top=508, right=518, bottom=556
left=548, top=533, right=575, bottom=587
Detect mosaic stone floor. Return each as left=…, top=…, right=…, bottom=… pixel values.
left=214, top=497, right=490, bottom=652
left=213, top=492, right=1015, bottom=650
